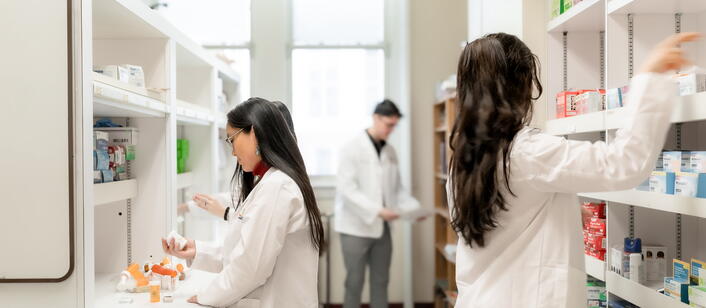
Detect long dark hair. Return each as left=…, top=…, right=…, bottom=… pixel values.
left=227, top=97, right=324, bottom=252
left=450, top=33, right=542, bottom=248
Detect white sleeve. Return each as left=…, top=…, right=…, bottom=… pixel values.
left=186, top=192, right=236, bottom=220
left=189, top=241, right=223, bottom=273
left=196, top=183, right=295, bottom=307
left=337, top=146, right=382, bottom=224
left=514, top=73, right=677, bottom=193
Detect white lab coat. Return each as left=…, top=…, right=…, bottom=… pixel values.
left=190, top=168, right=319, bottom=308
left=449, top=73, right=677, bottom=308
left=335, top=131, right=420, bottom=238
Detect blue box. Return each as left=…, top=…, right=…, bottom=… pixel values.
left=649, top=171, right=675, bottom=194
left=674, top=173, right=706, bottom=198
left=101, top=169, right=114, bottom=183
left=95, top=150, right=110, bottom=170
left=665, top=277, right=690, bottom=304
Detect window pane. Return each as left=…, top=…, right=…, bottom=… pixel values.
left=292, top=0, right=384, bottom=45
left=292, top=49, right=384, bottom=175
left=158, top=0, right=251, bottom=45
left=210, top=49, right=251, bottom=101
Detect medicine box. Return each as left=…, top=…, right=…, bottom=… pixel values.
left=93, top=170, right=102, bottom=184
left=551, top=0, right=561, bottom=17
left=663, top=151, right=684, bottom=172
left=122, top=64, right=145, bottom=88
left=693, top=259, right=706, bottom=285
left=675, top=73, right=706, bottom=96
left=606, top=88, right=622, bottom=110
left=688, top=152, right=706, bottom=173
left=675, top=259, right=691, bottom=284
left=689, top=286, right=706, bottom=308
left=96, top=128, right=138, bottom=146
left=643, top=246, right=667, bottom=282
left=94, top=131, right=109, bottom=151
left=674, top=172, right=706, bottom=198
left=101, top=169, right=114, bottom=183
left=561, top=0, right=572, bottom=13
left=94, top=65, right=130, bottom=83
left=649, top=171, right=675, bottom=194
left=95, top=150, right=110, bottom=171
left=665, top=277, right=690, bottom=304
left=556, top=91, right=578, bottom=118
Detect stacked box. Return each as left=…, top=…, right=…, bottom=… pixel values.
left=586, top=278, right=606, bottom=308
left=177, top=139, right=190, bottom=174
left=583, top=202, right=606, bottom=261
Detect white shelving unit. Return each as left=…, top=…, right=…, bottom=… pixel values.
left=585, top=255, right=607, bottom=281
left=88, top=0, right=241, bottom=306
left=606, top=272, right=690, bottom=308
left=580, top=190, right=706, bottom=219
left=94, top=179, right=138, bottom=206
left=545, top=1, right=706, bottom=306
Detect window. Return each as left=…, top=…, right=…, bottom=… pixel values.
left=291, top=0, right=386, bottom=176
left=157, top=0, right=251, bottom=99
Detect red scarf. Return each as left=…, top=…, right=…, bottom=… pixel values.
left=253, top=161, right=271, bottom=178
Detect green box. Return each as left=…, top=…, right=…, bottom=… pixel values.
left=177, top=158, right=186, bottom=174
left=177, top=139, right=190, bottom=160
left=561, top=0, right=572, bottom=14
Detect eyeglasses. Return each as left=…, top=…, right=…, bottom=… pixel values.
left=224, top=128, right=244, bottom=145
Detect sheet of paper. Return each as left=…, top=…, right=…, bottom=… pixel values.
left=397, top=208, right=433, bottom=221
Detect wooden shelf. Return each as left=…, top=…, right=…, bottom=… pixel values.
left=579, top=190, right=706, bottom=218
left=435, top=207, right=450, bottom=220
left=436, top=173, right=449, bottom=181
left=547, top=0, right=605, bottom=32
left=435, top=243, right=456, bottom=264
left=606, top=271, right=690, bottom=308
left=94, top=179, right=138, bottom=206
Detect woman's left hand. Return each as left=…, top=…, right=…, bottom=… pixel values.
left=193, top=193, right=227, bottom=218
left=187, top=295, right=199, bottom=304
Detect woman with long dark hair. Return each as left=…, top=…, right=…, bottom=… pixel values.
left=162, top=97, right=324, bottom=307
left=448, top=32, right=698, bottom=307
left=182, top=100, right=297, bottom=220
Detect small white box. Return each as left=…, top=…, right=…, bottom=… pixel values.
left=95, top=128, right=138, bottom=146
left=689, top=152, right=706, bottom=173
left=643, top=245, right=667, bottom=281
left=676, top=73, right=706, bottom=96
left=94, top=65, right=130, bottom=83
left=675, top=172, right=699, bottom=197
left=663, top=151, right=684, bottom=172
left=122, top=64, right=145, bottom=88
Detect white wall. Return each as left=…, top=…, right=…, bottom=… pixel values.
left=409, top=0, right=468, bottom=303
left=467, top=0, right=549, bottom=127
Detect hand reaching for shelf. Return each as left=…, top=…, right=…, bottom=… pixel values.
left=193, top=193, right=227, bottom=218
left=640, top=32, right=701, bottom=74
left=161, top=237, right=196, bottom=261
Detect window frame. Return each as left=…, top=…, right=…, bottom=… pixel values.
left=286, top=0, right=390, bottom=181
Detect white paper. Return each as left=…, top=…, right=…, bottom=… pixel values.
left=396, top=208, right=433, bottom=221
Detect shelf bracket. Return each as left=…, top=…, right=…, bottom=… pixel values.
left=126, top=117, right=133, bottom=266
left=600, top=31, right=605, bottom=89
left=627, top=14, right=635, bottom=238
left=563, top=31, right=568, bottom=91
left=675, top=13, right=683, bottom=261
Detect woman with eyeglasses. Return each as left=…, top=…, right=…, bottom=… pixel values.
left=162, top=97, right=324, bottom=308
left=179, top=100, right=296, bottom=221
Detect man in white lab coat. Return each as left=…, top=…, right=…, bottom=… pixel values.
left=335, top=99, right=420, bottom=308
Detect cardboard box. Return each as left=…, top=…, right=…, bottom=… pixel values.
left=665, top=277, right=690, bottom=304
left=688, top=152, right=706, bottom=173
left=649, top=171, right=675, bottom=194
left=663, top=151, right=684, bottom=172
left=674, top=172, right=706, bottom=198
left=689, top=286, right=706, bottom=307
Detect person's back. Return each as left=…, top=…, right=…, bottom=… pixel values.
left=448, top=32, right=698, bottom=307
